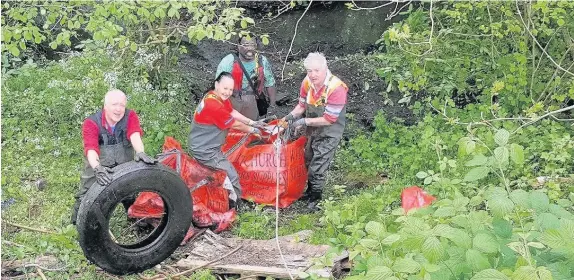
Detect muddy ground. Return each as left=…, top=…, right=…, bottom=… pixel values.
left=178, top=1, right=416, bottom=138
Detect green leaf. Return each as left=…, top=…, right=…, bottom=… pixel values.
left=512, top=266, right=537, bottom=280
left=8, top=44, right=20, bottom=56
left=466, top=154, right=488, bottom=167
left=422, top=236, right=443, bottom=263
left=261, top=36, right=269, bottom=45
left=434, top=206, right=456, bottom=217
left=466, top=249, right=491, bottom=271
left=492, top=218, right=512, bottom=238
left=464, top=166, right=490, bottom=182
left=540, top=229, right=565, bottom=249
left=535, top=213, right=560, bottom=231
left=488, top=196, right=514, bottom=218
left=240, top=19, right=247, bottom=29
left=509, top=143, right=524, bottom=164
left=416, top=171, right=428, bottom=178
left=529, top=191, right=549, bottom=213
left=494, top=147, right=509, bottom=165
left=473, top=233, right=499, bottom=254
left=365, top=221, right=385, bottom=238
left=471, top=269, right=510, bottom=280
left=365, top=266, right=393, bottom=280
left=392, top=257, right=421, bottom=274
left=494, top=129, right=510, bottom=146
left=49, top=41, right=57, bottom=50
left=381, top=234, right=401, bottom=246
left=557, top=18, right=565, bottom=26
left=130, top=42, right=137, bottom=51
left=509, top=189, right=530, bottom=209
left=424, top=176, right=433, bottom=185
left=453, top=196, right=470, bottom=209
left=359, top=238, right=380, bottom=249
left=536, top=266, right=553, bottom=280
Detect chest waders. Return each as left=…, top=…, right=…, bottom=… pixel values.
left=71, top=110, right=135, bottom=224
left=303, top=76, right=347, bottom=200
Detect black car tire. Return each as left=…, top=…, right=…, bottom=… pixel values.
left=76, top=161, right=192, bottom=275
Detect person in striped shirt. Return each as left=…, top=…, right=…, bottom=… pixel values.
left=282, top=52, right=348, bottom=211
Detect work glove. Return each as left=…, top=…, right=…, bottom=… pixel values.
left=250, top=127, right=262, bottom=139
left=94, top=165, right=114, bottom=186
left=135, top=152, right=158, bottom=164
left=289, top=118, right=306, bottom=130
left=284, top=113, right=295, bottom=122
left=248, top=120, right=267, bottom=129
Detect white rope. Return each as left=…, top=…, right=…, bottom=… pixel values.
left=273, top=127, right=295, bottom=280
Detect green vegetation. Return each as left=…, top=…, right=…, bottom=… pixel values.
left=2, top=1, right=574, bottom=280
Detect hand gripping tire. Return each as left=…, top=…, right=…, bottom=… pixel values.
left=76, top=161, right=192, bottom=275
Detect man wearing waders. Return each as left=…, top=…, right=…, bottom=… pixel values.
left=215, top=35, right=278, bottom=120
left=71, top=89, right=157, bottom=225
left=282, top=53, right=348, bottom=212
left=189, top=72, right=264, bottom=209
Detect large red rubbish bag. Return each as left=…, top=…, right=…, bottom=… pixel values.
left=128, top=121, right=308, bottom=233
left=223, top=122, right=308, bottom=208
left=401, top=186, right=436, bottom=213
left=128, top=137, right=236, bottom=233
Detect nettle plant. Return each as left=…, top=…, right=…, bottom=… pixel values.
left=315, top=127, right=574, bottom=280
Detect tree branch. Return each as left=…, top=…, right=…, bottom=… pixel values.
left=280, top=0, right=313, bottom=81
left=515, top=0, right=574, bottom=77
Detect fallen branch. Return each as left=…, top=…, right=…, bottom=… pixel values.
left=512, top=105, right=574, bottom=133
left=157, top=245, right=244, bottom=280
left=3, top=221, right=56, bottom=234
left=280, top=0, right=313, bottom=81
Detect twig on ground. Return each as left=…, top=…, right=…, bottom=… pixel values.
left=23, top=263, right=68, bottom=272
left=280, top=0, right=313, bottom=81
left=3, top=221, right=56, bottom=234
left=156, top=245, right=244, bottom=280
left=36, top=268, right=47, bottom=280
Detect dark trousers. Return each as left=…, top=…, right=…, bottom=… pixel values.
left=304, top=135, right=341, bottom=197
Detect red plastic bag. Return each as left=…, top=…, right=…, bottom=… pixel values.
left=401, top=186, right=436, bottom=213
left=222, top=121, right=308, bottom=208
left=128, top=137, right=236, bottom=233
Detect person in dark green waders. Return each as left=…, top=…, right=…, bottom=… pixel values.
left=71, top=89, right=157, bottom=225
left=282, top=52, right=349, bottom=212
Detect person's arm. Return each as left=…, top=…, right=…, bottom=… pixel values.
left=86, top=150, right=100, bottom=169
left=231, top=120, right=256, bottom=134
left=231, top=109, right=254, bottom=125
left=130, top=132, right=145, bottom=153
left=126, top=111, right=145, bottom=153
left=82, top=119, right=101, bottom=168
left=262, top=56, right=277, bottom=105
left=286, top=104, right=306, bottom=120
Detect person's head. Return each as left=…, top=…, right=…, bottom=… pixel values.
left=304, top=52, right=329, bottom=87
left=213, top=72, right=234, bottom=100
left=103, top=89, right=127, bottom=125
left=237, top=35, right=258, bottom=61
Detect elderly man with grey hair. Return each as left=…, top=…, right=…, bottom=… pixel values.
left=282, top=52, right=349, bottom=211
left=71, top=89, right=157, bottom=225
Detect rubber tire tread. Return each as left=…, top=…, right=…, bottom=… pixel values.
left=76, top=161, right=192, bottom=275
